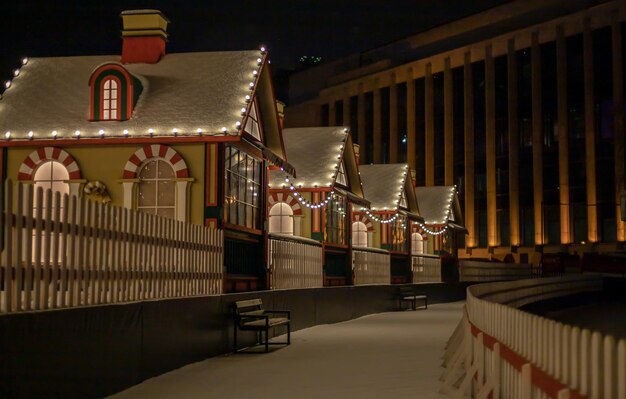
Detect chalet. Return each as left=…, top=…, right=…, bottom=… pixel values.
left=354, top=163, right=423, bottom=283
left=267, top=126, right=368, bottom=286
left=0, top=10, right=292, bottom=293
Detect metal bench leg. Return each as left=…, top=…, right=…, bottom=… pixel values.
left=287, top=324, right=291, bottom=345
left=412, top=298, right=416, bottom=311
left=265, top=329, right=269, bottom=353
left=233, top=322, right=238, bottom=353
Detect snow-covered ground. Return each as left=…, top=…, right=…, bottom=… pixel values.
left=109, top=301, right=465, bottom=399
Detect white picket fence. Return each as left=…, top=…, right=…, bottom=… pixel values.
left=412, top=254, right=442, bottom=283
left=352, top=247, right=390, bottom=285
left=268, top=233, right=323, bottom=289
left=441, top=275, right=626, bottom=399
left=459, top=260, right=536, bottom=282
left=0, top=180, right=224, bottom=313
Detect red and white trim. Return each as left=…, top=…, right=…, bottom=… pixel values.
left=123, top=144, right=189, bottom=179
left=18, top=147, right=81, bottom=181
left=352, top=213, right=374, bottom=232
left=268, top=192, right=302, bottom=215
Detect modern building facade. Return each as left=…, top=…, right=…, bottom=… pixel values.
left=285, top=0, right=626, bottom=262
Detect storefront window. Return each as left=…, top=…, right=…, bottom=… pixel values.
left=388, top=214, right=407, bottom=252
left=224, top=145, right=262, bottom=230
left=324, top=194, right=348, bottom=245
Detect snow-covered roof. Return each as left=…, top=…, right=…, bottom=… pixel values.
left=269, top=127, right=348, bottom=189
left=358, top=163, right=409, bottom=211
left=0, top=50, right=265, bottom=140
left=414, top=186, right=457, bottom=225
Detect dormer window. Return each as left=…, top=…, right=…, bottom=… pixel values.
left=102, top=78, right=119, bottom=120
left=88, top=62, right=142, bottom=121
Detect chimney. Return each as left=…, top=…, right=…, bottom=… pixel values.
left=120, top=10, right=169, bottom=64
left=276, top=101, right=285, bottom=129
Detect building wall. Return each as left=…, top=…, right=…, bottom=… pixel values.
left=285, top=0, right=626, bottom=260
left=5, top=143, right=206, bottom=225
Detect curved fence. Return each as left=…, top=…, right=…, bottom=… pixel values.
left=441, top=275, right=626, bottom=399
left=268, top=233, right=323, bottom=289
left=459, top=260, right=537, bottom=282
left=352, top=247, right=390, bottom=285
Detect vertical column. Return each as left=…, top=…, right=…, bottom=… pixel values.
left=584, top=18, right=598, bottom=242
left=508, top=38, right=521, bottom=246
left=373, top=81, right=382, bottom=163
left=328, top=99, right=336, bottom=126
left=556, top=25, right=571, bottom=244
left=389, top=72, right=399, bottom=163
left=425, top=62, right=435, bottom=186
left=531, top=31, right=544, bottom=245
left=613, top=16, right=625, bottom=241
left=444, top=57, right=455, bottom=186
left=407, top=67, right=416, bottom=170
left=357, top=83, right=367, bottom=164
left=485, top=44, right=498, bottom=247
left=464, top=52, right=476, bottom=248
left=342, top=89, right=351, bottom=130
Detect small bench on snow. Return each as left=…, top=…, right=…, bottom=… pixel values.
left=395, top=285, right=428, bottom=311
left=232, top=298, right=291, bottom=353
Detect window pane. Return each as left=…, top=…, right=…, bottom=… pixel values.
left=138, top=181, right=156, bottom=207
left=34, top=161, right=53, bottom=181
left=111, top=110, right=117, bottom=119
left=104, top=80, right=110, bottom=89
left=156, top=208, right=175, bottom=219
left=140, top=160, right=157, bottom=179
left=103, top=110, right=109, bottom=120
left=111, top=89, right=117, bottom=100
left=104, top=90, right=110, bottom=100
left=158, top=180, right=175, bottom=206
left=157, top=160, right=175, bottom=178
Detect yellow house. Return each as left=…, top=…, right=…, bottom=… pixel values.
left=0, top=10, right=290, bottom=293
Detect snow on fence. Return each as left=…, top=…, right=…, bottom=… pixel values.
left=0, top=181, right=223, bottom=313
left=441, top=275, right=626, bottom=399
left=352, top=247, right=390, bottom=285
left=268, top=233, right=323, bottom=289
left=459, top=260, right=536, bottom=282
left=411, top=254, right=441, bottom=283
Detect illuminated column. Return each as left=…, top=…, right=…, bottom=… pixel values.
left=531, top=31, right=544, bottom=245
left=485, top=44, right=498, bottom=247
left=425, top=62, right=434, bottom=186
left=357, top=83, right=367, bottom=164
left=556, top=25, right=571, bottom=244
left=584, top=18, right=598, bottom=243
left=373, top=82, right=382, bottom=163
left=508, top=38, right=521, bottom=246
left=407, top=67, right=416, bottom=170
left=342, top=89, right=351, bottom=129
left=328, top=99, right=336, bottom=126
left=613, top=16, right=625, bottom=241
left=389, top=72, right=399, bottom=163
left=464, top=52, right=476, bottom=248
left=444, top=56, right=454, bottom=186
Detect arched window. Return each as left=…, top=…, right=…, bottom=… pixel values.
left=137, top=159, right=176, bottom=219
left=102, top=78, right=119, bottom=120
left=269, top=203, right=294, bottom=235
left=352, top=221, right=368, bottom=247
left=411, top=232, right=424, bottom=255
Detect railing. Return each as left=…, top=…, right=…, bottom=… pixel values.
left=441, top=275, right=626, bottom=399
left=459, top=260, right=536, bottom=282
left=268, top=233, right=323, bottom=289
left=352, top=247, right=390, bottom=285
left=411, top=253, right=441, bottom=283
left=0, top=180, right=224, bottom=313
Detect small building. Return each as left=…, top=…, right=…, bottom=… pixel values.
left=268, top=126, right=369, bottom=286
left=0, top=10, right=291, bottom=293
left=354, top=163, right=423, bottom=283
left=414, top=186, right=465, bottom=258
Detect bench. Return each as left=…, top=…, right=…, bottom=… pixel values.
left=396, top=285, right=428, bottom=311
left=232, top=298, right=291, bottom=353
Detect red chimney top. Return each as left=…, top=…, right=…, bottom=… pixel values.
left=120, top=10, right=169, bottom=64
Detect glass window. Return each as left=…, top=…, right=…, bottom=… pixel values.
left=336, top=160, right=348, bottom=187
left=352, top=221, right=368, bottom=247
left=137, top=159, right=176, bottom=219
left=244, top=99, right=262, bottom=141
left=224, top=145, right=262, bottom=230
left=411, top=232, right=424, bottom=255
left=102, top=78, right=119, bottom=120
left=324, top=194, right=348, bottom=245
left=388, top=214, right=407, bottom=252
left=269, top=202, right=293, bottom=235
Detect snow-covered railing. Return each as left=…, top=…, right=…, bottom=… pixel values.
left=0, top=180, right=224, bottom=314
left=268, top=233, right=323, bottom=289
left=459, top=259, right=536, bottom=282
left=352, top=247, right=390, bottom=285
left=411, top=254, right=441, bottom=283
left=441, top=275, right=626, bottom=399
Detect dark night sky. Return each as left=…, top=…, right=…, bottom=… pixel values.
left=0, top=1, right=508, bottom=86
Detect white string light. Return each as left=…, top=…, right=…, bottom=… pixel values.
left=281, top=173, right=335, bottom=209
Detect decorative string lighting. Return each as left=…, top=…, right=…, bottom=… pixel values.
left=281, top=173, right=335, bottom=209
left=416, top=221, right=448, bottom=236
